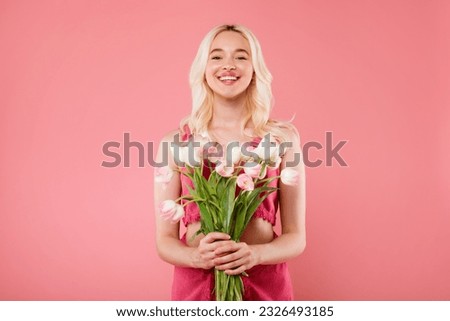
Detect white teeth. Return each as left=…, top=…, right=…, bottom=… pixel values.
left=219, top=76, right=237, bottom=81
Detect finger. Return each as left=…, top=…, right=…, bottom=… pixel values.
left=225, top=265, right=247, bottom=276
left=210, top=242, right=236, bottom=254
left=202, top=240, right=235, bottom=254
left=214, top=249, right=243, bottom=265
left=214, top=242, right=240, bottom=256
left=213, top=249, right=243, bottom=265
left=212, top=240, right=236, bottom=251
left=215, top=257, right=245, bottom=271
left=202, top=232, right=231, bottom=244
left=200, top=251, right=216, bottom=261
left=204, top=259, right=216, bottom=270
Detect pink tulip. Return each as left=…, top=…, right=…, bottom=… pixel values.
left=280, top=168, right=299, bottom=186
left=243, top=163, right=261, bottom=178
left=193, top=135, right=209, bottom=161
left=204, top=144, right=222, bottom=164
left=243, top=163, right=267, bottom=179
left=215, top=161, right=234, bottom=177
left=160, top=200, right=185, bottom=223
left=154, top=166, right=174, bottom=184
left=237, top=174, right=255, bottom=191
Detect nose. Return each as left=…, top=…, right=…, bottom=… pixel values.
left=222, top=56, right=236, bottom=70
left=223, top=64, right=236, bottom=70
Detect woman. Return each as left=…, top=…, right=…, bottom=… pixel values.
left=154, top=24, right=306, bottom=300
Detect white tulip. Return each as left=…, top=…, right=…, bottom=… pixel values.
left=280, top=168, right=299, bottom=186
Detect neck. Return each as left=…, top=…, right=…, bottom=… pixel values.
left=209, top=93, right=247, bottom=129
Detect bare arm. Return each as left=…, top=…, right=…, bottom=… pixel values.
left=154, top=130, right=193, bottom=267
left=252, top=127, right=307, bottom=264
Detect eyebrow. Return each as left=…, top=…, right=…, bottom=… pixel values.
left=209, top=48, right=250, bottom=55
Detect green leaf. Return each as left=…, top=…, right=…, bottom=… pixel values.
left=197, top=201, right=214, bottom=233
left=244, top=191, right=274, bottom=227
left=194, top=169, right=215, bottom=197
left=223, top=177, right=237, bottom=233
left=231, top=194, right=249, bottom=240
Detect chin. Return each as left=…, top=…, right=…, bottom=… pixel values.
left=213, top=85, right=250, bottom=99
left=216, top=91, right=247, bottom=100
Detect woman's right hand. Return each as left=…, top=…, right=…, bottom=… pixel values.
left=192, top=232, right=233, bottom=270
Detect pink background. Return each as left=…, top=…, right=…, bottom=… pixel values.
left=1, top=0, right=449, bottom=300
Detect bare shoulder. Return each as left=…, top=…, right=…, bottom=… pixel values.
left=270, top=119, right=301, bottom=145
left=159, top=128, right=181, bottom=145
left=274, top=122, right=305, bottom=173
left=155, top=129, right=181, bottom=168
left=282, top=125, right=301, bottom=143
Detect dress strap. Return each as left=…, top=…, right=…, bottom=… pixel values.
left=180, top=124, right=192, bottom=142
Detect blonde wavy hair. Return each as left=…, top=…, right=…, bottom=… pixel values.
left=180, top=24, right=298, bottom=143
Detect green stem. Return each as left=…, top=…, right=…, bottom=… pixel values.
left=174, top=195, right=194, bottom=202
left=214, top=269, right=244, bottom=301
left=178, top=198, right=206, bottom=206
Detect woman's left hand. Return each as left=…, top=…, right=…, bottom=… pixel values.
left=212, top=241, right=259, bottom=275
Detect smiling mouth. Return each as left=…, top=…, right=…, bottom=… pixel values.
left=218, top=76, right=239, bottom=83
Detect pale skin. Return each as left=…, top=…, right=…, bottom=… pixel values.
left=154, top=31, right=306, bottom=276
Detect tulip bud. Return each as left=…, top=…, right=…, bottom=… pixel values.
left=244, top=163, right=264, bottom=179
left=215, top=160, right=234, bottom=177
left=159, top=200, right=177, bottom=219
left=241, top=145, right=257, bottom=162
left=203, top=143, right=222, bottom=164
left=280, top=168, right=299, bottom=186
left=237, top=173, right=255, bottom=191
left=178, top=145, right=202, bottom=167
left=171, top=204, right=185, bottom=223
left=227, top=144, right=242, bottom=165
left=159, top=200, right=185, bottom=224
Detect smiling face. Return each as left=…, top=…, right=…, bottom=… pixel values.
left=205, top=31, right=254, bottom=101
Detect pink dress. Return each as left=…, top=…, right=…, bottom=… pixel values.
left=171, top=125, right=294, bottom=301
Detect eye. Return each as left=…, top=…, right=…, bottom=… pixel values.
left=211, top=56, right=222, bottom=60
left=236, top=56, right=247, bottom=60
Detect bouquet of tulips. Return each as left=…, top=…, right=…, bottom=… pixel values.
left=156, top=134, right=299, bottom=301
